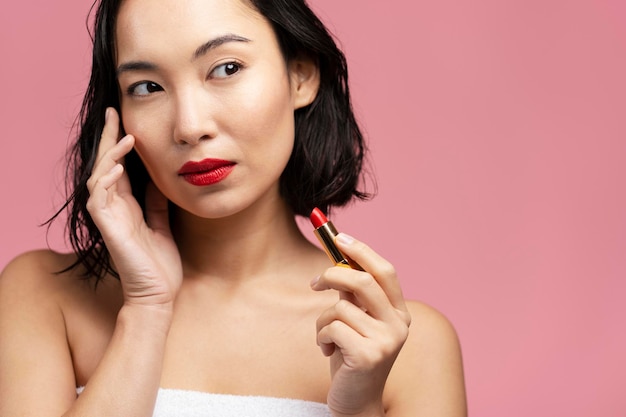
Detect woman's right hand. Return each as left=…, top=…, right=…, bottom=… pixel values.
left=86, top=107, right=182, bottom=308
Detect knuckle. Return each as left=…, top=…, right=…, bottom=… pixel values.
left=85, top=197, right=97, bottom=213
left=85, top=176, right=96, bottom=191
left=378, top=333, right=404, bottom=358
left=378, top=340, right=394, bottom=358
left=377, top=261, right=397, bottom=279
left=387, top=311, right=411, bottom=339
left=354, top=272, right=375, bottom=288
left=401, top=310, right=412, bottom=327
left=335, top=299, right=353, bottom=315
left=328, top=319, right=344, bottom=334
left=395, top=321, right=410, bottom=343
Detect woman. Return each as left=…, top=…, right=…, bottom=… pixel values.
left=0, top=0, right=466, bottom=415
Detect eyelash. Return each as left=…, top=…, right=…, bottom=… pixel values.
left=125, top=60, right=245, bottom=97
left=209, top=60, right=244, bottom=79
left=126, top=81, right=163, bottom=97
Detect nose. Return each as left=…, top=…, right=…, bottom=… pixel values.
left=172, top=88, right=217, bottom=145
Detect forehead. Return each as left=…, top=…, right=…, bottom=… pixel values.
left=115, top=0, right=269, bottom=60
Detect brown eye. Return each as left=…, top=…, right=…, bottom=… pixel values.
left=128, top=81, right=163, bottom=96
left=210, top=62, right=242, bottom=79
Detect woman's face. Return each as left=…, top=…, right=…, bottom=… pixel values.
left=115, top=0, right=318, bottom=219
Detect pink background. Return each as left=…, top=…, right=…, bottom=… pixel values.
left=1, top=1, right=625, bottom=415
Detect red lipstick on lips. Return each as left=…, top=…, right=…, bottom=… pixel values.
left=310, top=207, right=362, bottom=270
left=177, top=158, right=235, bottom=186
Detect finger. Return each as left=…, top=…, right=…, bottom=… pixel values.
left=86, top=164, right=125, bottom=212
left=88, top=108, right=124, bottom=188
left=312, top=267, right=399, bottom=322
left=317, top=319, right=365, bottom=359
left=95, top=107, right=122, bottom=163
left=145, top=182, right=170, bottom=235
left=87, top=135, right=134, bottom=193
left=334, top=233, right=408, bottom=313
left=316, top=299, right=378, bottom=339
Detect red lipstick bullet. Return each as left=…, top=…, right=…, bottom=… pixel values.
left=309, top=207, right=362, bottom=270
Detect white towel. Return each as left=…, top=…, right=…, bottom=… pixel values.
left=77, top=387, right=332, bottom=417
left=154, top=388, right=331, bottom=417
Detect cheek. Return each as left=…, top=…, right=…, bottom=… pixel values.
left=121, top=109, right=166, bottom=163
left=121, top=122, right=168, bottom=185
left=229, top=74, right=296, bottom=148
left=122, top=107, right=158, bottom=141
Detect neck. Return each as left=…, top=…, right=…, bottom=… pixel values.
left=171, top=199, right=315, bottom=282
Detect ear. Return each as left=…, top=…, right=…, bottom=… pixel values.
left=289, top=57, right=320, bottom=110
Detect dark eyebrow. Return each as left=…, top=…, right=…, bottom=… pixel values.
left=116, top=34, right=251, bottom=77
left=192, top=34, right=251, bottom=61
left=116, top=61, right=157, bottom=77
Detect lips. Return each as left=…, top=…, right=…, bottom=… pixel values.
left=177, top=158, right=235, bottom=186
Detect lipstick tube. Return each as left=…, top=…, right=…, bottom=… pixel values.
left=309, top=208, right=362, bottom=270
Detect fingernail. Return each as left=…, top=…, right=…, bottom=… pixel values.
left=336, top=233, right=354, bottom=246
left=105, top=108, right=110, bottom=123
left=310, top=275, right=320, bottom=287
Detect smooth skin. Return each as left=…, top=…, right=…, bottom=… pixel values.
left=0, top=0, right=466, bottom=416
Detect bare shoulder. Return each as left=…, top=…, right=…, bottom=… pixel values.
left=0, top=249, right=80, bottom=294
left=385, top=300, right=468, bottom=417
left=399, top=300, right=465, bottom=377
left=404, top=300, right=463, bottom=351
left=0, top=248, right=82, bottom=343
left=0, top=249, right=101, bottom=318
left=0, top=250, right=87, bottom=415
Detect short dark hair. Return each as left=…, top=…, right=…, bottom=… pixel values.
left=48, top=0, right=372, bottom=282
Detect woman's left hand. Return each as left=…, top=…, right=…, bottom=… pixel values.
left=311, top=233, right=412, bottom=417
